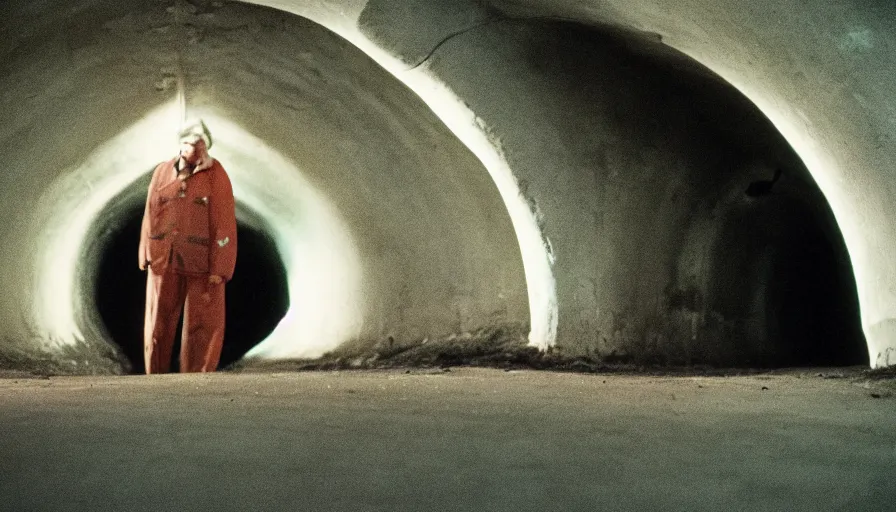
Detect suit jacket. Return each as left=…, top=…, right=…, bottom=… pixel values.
left=138, top=156, right=237, bottom=281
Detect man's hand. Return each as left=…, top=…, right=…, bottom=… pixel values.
left=208, top=275, right=223, bottom=285
left=139, top=260, right=151, bottom=271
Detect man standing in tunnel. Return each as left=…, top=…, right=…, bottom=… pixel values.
left=138, top=120, right=237, bottom=373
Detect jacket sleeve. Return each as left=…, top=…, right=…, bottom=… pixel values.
left=138, top=166, right=160, bottom=270
left=209, top=162, right=238, bottom=281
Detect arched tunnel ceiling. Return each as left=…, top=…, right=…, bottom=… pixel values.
left=0, top=0, right=893, bottom=370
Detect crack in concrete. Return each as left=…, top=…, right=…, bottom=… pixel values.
left=404, top=13, right=664, bottom=72
left=403, top=14, right=586, bottom=72
left=403, top=18, right=502, bottom=71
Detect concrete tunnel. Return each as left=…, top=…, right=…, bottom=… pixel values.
left=0, top=0, right=893, bottom=373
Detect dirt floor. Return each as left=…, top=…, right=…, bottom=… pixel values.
left=0, top=368, right=894, bottom=511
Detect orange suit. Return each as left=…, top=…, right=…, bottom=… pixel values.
left=138, top=156, right=237, bottom=373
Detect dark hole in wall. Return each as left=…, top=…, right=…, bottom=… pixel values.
left=710, top=196, right=868, bottom=368
left=767, top=224, right=868, bottom=366
left=94, top=205, right=289, bottom=373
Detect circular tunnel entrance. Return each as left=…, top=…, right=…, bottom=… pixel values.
left=94, top=203, right=289, bottom=373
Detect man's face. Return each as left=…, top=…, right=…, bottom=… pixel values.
left=180, top=138, right=206, bottom=165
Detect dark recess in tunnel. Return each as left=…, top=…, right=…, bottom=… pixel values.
left=510, top=19, right=869, bottom=367
left=94, top=204, right=289, bottom=373
left=710, top=196, right=869, bottom=367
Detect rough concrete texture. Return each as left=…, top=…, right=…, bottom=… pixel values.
left=1, top=369, right=894, bottom=511
left=0, top=0, right=894, bottom=369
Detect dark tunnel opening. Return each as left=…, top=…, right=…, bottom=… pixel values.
left=771, top=229, right=868, bottom=367
left=94, top=204, right=289, bottom=373
left=710, top=195, right=868, bottom=368
left=526, top=20, right=870, bottom=368
left=507, top=19, right=870, bottom=368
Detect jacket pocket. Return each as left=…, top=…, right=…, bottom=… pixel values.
left=173, top=243, right=209, bottom=274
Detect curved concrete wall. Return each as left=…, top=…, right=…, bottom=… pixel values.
left=0, top=0, right=891, bottom=369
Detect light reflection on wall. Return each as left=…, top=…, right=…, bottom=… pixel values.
left=206, top=115, right=364, bottom=359
left=333, top=34, right=559, bottom=350
left=241, top=1, right=560, bottom=350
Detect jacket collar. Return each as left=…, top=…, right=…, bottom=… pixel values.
left=173, top=153, right=215, bottom=176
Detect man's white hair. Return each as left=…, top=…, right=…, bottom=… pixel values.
left=179, top=119, right=213, bottom=149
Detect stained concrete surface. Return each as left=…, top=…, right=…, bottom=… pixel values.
left=1, top=369, right=893, bottom=511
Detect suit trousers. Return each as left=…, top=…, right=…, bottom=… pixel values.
left=144, top=270, right=226, bottom=373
